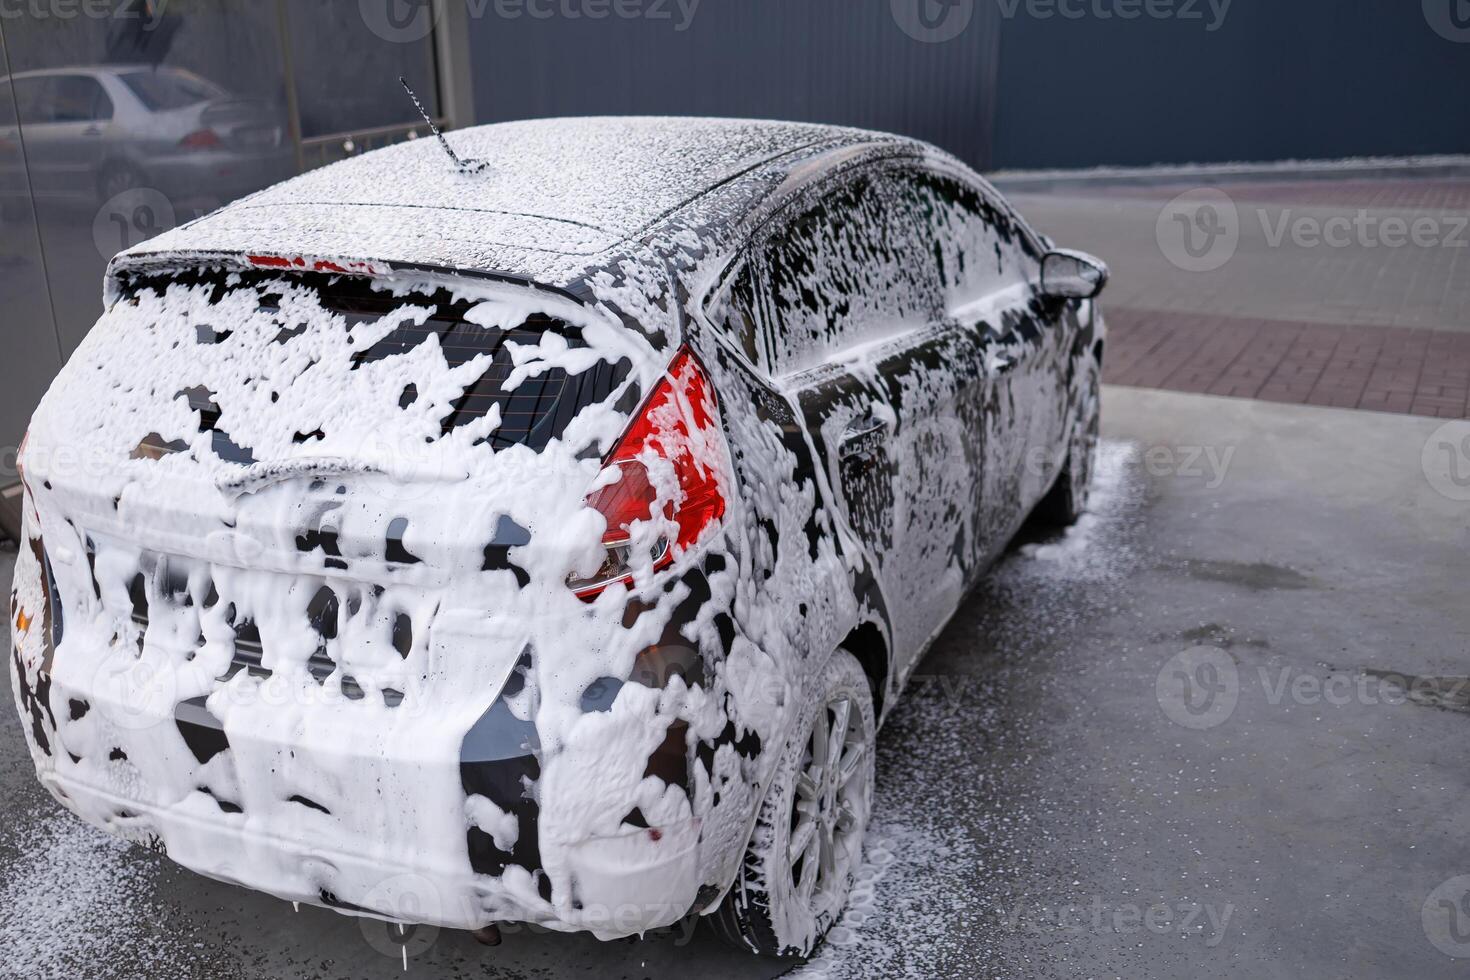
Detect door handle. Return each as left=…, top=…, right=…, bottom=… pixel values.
left=839, top=414, right=889, bottom=461
left=83, top=126, right=103, bottom=137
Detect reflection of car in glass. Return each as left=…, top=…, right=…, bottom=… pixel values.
left=9, top=118, right=1106, bottom=959
left=0, top=65, right=291, bottom=208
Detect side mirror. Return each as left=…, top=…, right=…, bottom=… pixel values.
left=1040, top=249, right=1109, bottom=300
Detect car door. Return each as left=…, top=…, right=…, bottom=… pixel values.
left=897, top=167, right=1068, bottom=557
left=717, top=163, right=982, bottom=670
left=19, top=74, right=115, bottom=201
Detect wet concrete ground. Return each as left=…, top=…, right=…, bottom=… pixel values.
left=3, top=386, right=1467, bottom=979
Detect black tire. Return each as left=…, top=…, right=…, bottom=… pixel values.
left=1035, top=366, right=1100, bottom=527
left=711, top=650, right=876, bottom=958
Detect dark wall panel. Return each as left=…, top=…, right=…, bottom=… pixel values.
left=992, top=0, right=1470, bottom=169
left=467, top=0, right=1001, bottom=170
left=466, top=0, right=1469, bottom=173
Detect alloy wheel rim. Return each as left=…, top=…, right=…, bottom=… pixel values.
left=788, top=694, right=868, bottom=912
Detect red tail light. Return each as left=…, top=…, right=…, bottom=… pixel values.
left=179, top=128, right=222, bottom=150
left=571, top=347, right=728, bottom=598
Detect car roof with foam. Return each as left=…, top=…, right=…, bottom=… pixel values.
left=106, top=116, right=928, bottom=294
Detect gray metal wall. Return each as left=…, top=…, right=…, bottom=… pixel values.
left=466, top=0, right=1470, bottom=173
left=993, top=0, right=1470, bottom=169
left=467, top=0, right=1003, bottom=168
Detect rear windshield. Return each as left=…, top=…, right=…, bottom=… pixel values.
left=122, top=269, right=630, bottom=456
left=118, top=68, right=224, bottom=111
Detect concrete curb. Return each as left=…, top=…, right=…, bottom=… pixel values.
left=989, top=156, right=1470, bottom=194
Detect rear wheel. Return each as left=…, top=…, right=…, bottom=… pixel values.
left=1035, top=364, right=1100, bottom=527
left=712, top=650, right=875, bottom=958
left=97, top=161, right=146, bottom=203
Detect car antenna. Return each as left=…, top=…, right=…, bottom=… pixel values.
left=399, top=75, right=487, bottom=175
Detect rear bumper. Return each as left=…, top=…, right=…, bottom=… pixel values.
left=11, top=637, right=710, bottom=938
left=38, top=762, right=703, bottom=935
left=8, top=505, right=746, bottom=941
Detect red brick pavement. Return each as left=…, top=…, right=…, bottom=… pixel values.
left=1103, top=308, right=1470, bottom=419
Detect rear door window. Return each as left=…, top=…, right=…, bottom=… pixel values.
left=46, top=75, right=114, bottom=123
left=118, top=68, right=223, bottom=111
left=12, top=77, right=51, bottom=126
left=737, top=168, right=942, bottom=376
left=712, top=256, right=768, bottom=369
left=893, top=169, right=1036, bottom=314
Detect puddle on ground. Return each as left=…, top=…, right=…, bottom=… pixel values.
left=1169, top=558, right=1314, bottom=592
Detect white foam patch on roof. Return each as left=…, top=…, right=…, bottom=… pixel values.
left=240, top=117, right=841, bottom=237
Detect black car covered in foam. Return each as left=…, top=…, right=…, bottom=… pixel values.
left=9, top=117, right=1105, bottom=958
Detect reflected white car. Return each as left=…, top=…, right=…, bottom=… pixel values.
left=0, top=65, right=291, bottom=208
